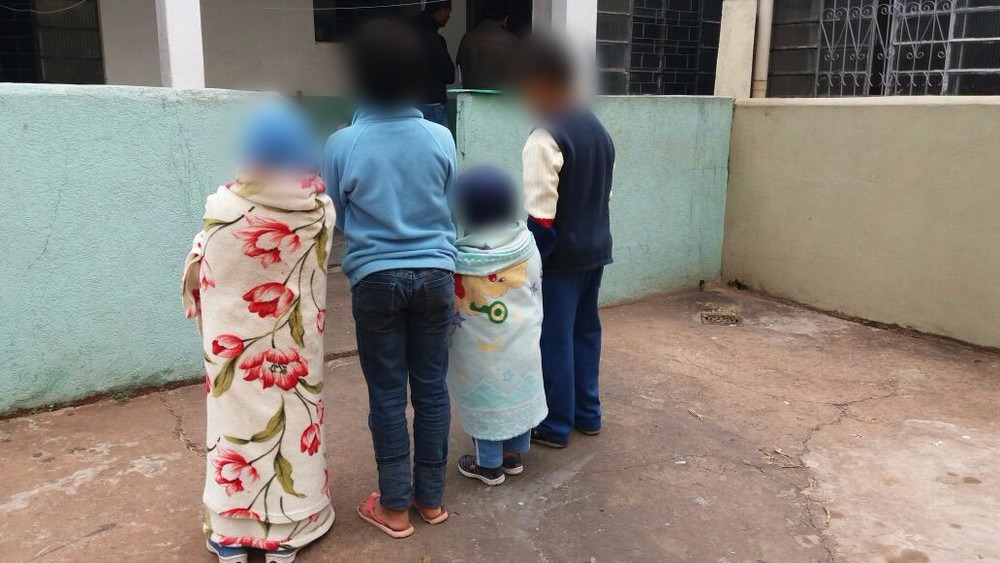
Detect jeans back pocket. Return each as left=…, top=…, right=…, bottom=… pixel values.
left=352, top=277, right=398, bottom=333
left=420, top=270, right=455, bottom=313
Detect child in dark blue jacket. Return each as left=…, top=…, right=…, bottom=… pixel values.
left=514, top=36, right=616, bottom=448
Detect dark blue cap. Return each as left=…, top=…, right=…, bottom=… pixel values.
left=239, top=100, right=320, bottom=173
left=456, top=165, right=518, bottom=229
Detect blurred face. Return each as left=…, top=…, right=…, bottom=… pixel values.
left=517, top=78, right=570, bottom=117
left=434, top=8, right=452, bottom=27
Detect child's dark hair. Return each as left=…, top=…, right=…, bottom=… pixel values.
left=513, top=33, right=575, bottom=87
left=348, top=19, right=426, bottom=106
left=456, top=166, right=518, bottom=229
left=424, top=0, right=452, bottom=14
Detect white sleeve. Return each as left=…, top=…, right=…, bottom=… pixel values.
left=522, top=129, right=564, bottom=222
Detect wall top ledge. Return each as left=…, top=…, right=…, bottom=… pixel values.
left=735, top=96, right=1000, bottom=108
left=0, top=83, right=269, bottom=102
left=455, top=92, right=735, bottom=103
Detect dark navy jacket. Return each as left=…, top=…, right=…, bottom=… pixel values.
left=528, top=110, right=616, bottom=274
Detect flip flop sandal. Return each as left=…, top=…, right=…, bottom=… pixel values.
left=413, top=502, right=450, bottom=525
left=357, top=493, right=415, bottom=539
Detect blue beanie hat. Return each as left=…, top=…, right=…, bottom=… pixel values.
left=239, top=100, right=320, bottom=173
left=456, top=165, right=518, bottom=229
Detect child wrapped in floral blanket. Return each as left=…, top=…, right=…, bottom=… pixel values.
left=449, top=166, right=548, bottom=486
left=182, top=101, right=335, bottom=563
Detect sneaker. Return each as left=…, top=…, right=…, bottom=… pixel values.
left=266, top=549, right=298, bottom=563
left=501, top=453, right=524, bottom=476
left=206, top=539, right=249, bottom=563
left=530, top=429, right=568, bottom=449
left=577, top=427, right=601, bottom=436
left=457, top=454, right=506, bottom=486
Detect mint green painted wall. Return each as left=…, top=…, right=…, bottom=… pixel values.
left=301, top=95, right=459, bottom=137
left=456, top=94, right=733, bottom=305
left=0, top=87, right=730, bottom=414
left=300, top=96, right=355, bottom=138
left=0, top=85, right=260, bottom=414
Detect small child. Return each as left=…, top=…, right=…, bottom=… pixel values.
left=514, top=36, right=616, bottom=448
left=182, top=101, right=336, bottom=563
left=323, top=20, right=456, bottom=538
left=449, top=166, right=547, bottom=486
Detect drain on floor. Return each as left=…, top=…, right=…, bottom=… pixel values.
left=701, top=303, right=743, bottom=326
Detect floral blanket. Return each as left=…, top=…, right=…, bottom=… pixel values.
left=182, top=172, right=335, bottom=536
left=448, top=221, right=547, bottom=441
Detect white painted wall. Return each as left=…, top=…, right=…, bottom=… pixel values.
left=99, top=0, right=468, bottom=94
left=99, top=0, right=160, bottom=86
left=199, top=0, right=345, bottom=95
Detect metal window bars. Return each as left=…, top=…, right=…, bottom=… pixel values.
left=771, top=0, right=1000, bottom=96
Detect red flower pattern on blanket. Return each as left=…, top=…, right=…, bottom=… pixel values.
left=211, top=334, right=245, bottom=358
left=243, top=283, right=296, bottom=318
left=219, top=508, right=261, bottom=520
left=213, top=448, right=260, bottom=496
left=240, top=348, right=309, bottom=390
left=200, top=259, right=216, bottom=291
left=234, top=215, right=302, bottom=268
left=219, top=536, right=283, bottom=551
left=186, top=177, right=334, bottom=539
left=301, top=175, right=327, bottom=195
left=300, top=423, right=321, bottom=455
left=316, top=309, right=326, bottom=334
left=187, top=288, right=201, bottom=319
left=322, top=469, right=332, bottom=499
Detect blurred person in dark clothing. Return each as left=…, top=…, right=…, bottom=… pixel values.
left=457, top=0, right=518, bottom=90
left=414, top=0, right=455, bottom=128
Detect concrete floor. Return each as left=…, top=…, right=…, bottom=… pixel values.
left=1, top=289, right=998, bottom=563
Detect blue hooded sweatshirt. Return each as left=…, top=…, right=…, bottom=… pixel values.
left=322, top=107, right=457, bottom=286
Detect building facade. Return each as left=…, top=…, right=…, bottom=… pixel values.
left=3, top=0, right=721, bottom=95
left=3, top=0, right=996, bottom=97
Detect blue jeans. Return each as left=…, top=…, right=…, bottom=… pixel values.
left=352, top=268, right=454, bottom=510
left=417, top=103, right=449, bottom=129
left=473, top=431, right=531, bottom=469
left=535, top=267, right=604, bottom=443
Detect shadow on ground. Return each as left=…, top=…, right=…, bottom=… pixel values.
left=1, top=289, right=998, bottom=562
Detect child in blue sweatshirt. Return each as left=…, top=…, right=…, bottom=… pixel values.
left=323, top=20, right=456, bottom=539
left=515, top=36, right=616, bottom=449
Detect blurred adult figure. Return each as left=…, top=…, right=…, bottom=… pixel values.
left=415, top=0, right=456, bottom=128
left=458, top=0, right=518, bottom=90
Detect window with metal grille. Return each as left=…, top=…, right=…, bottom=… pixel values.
left=769, top=0, right=1000, bottom=96
left=596, top=0, right=723, bottom=95
left=0, top=0, right=104, bottom=84
left=597, top=0, right=632, bottom=94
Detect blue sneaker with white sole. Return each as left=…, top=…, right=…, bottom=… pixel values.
left=266, top=548, right=298, bottom=563
left=206, top=538, right=249, bottom=563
